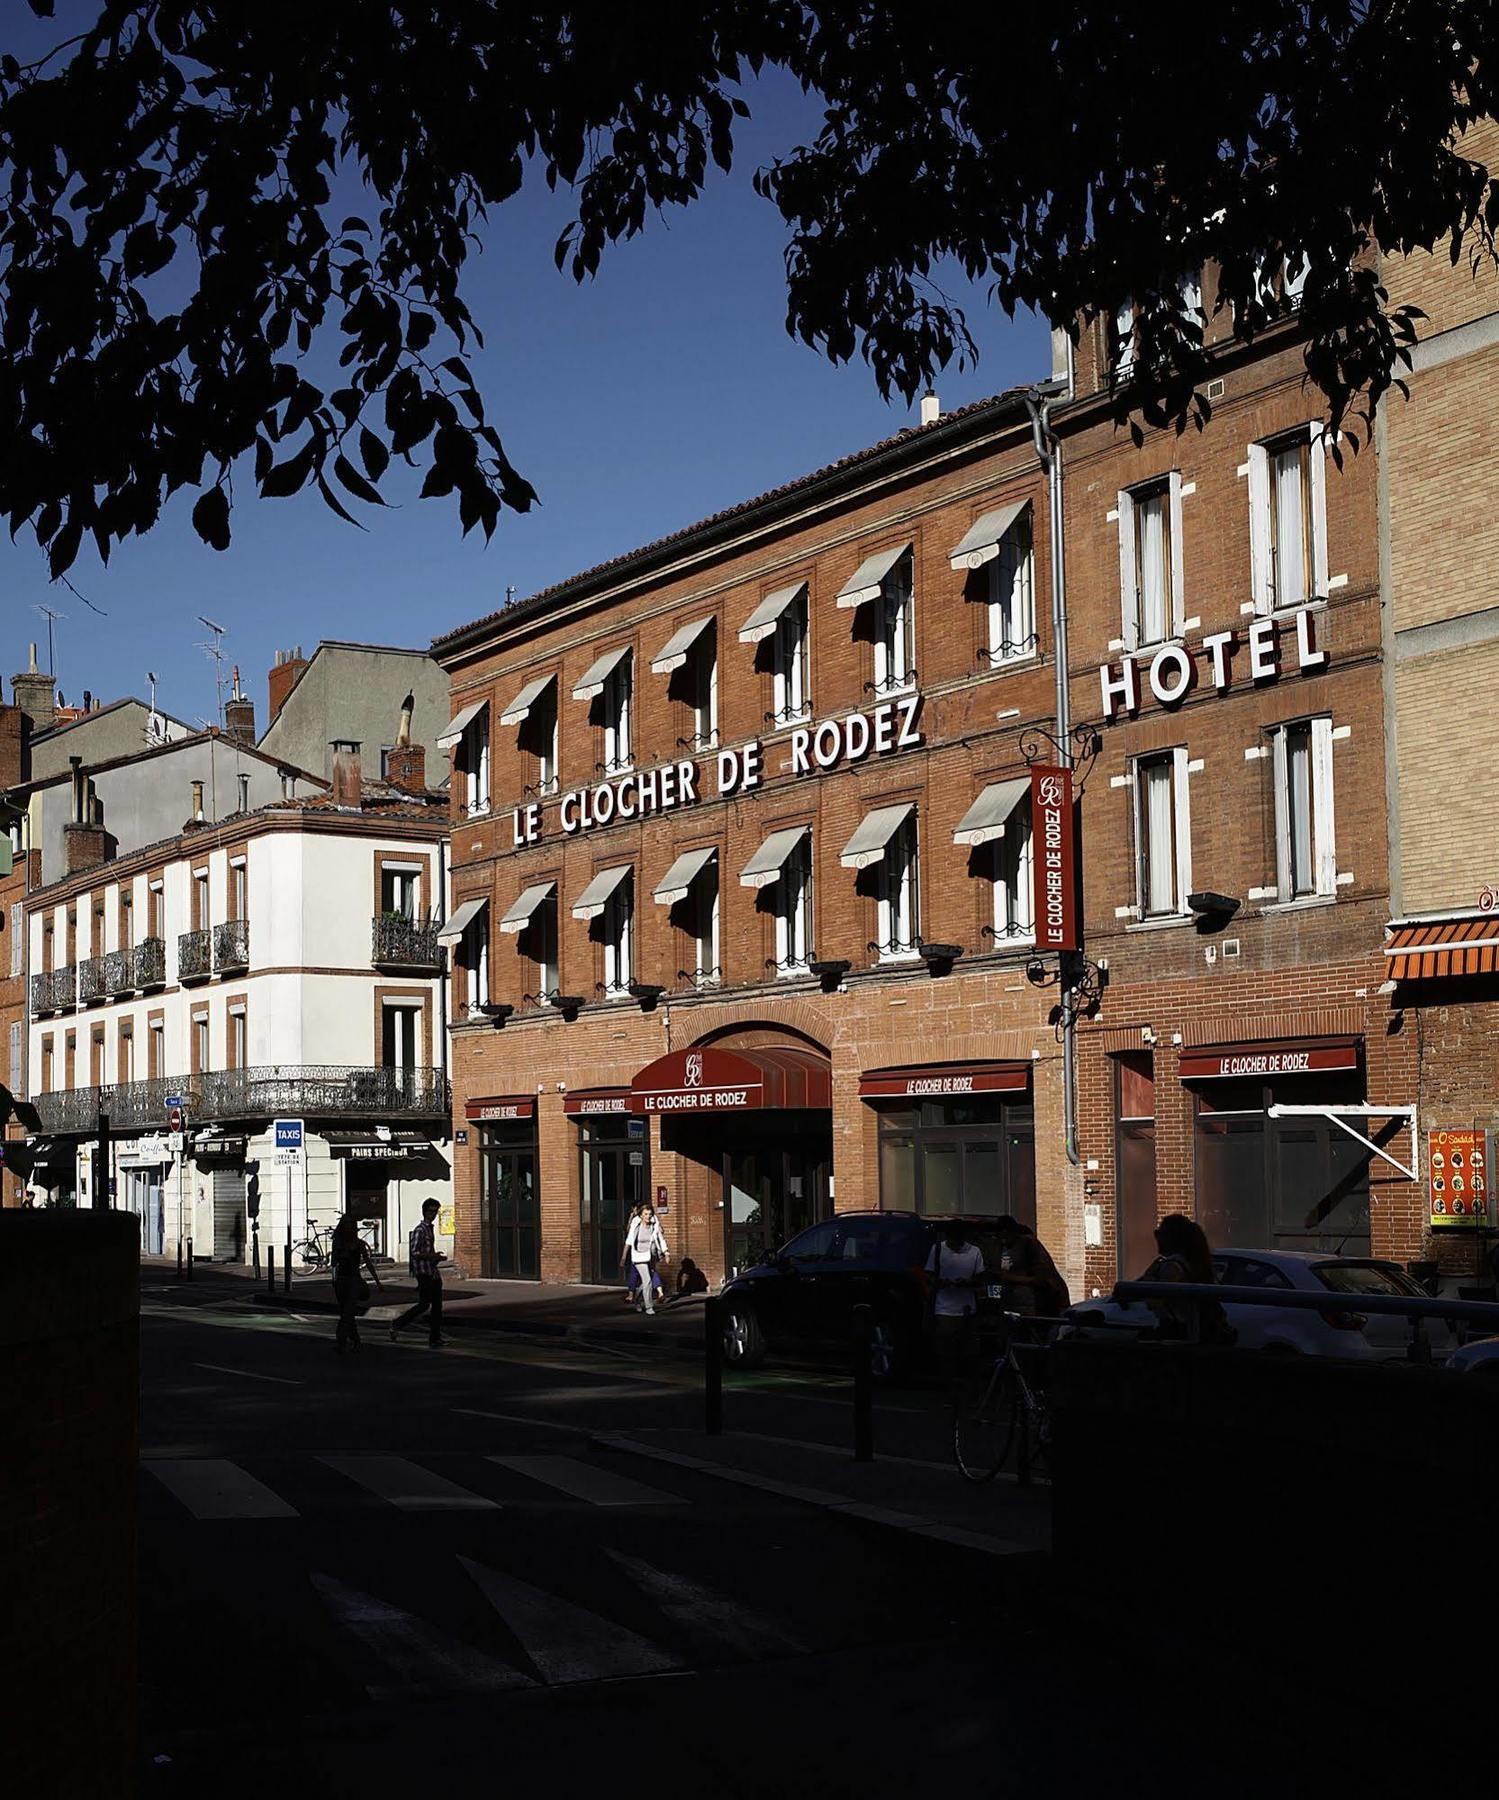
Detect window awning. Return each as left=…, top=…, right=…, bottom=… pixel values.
left=499, top=881, right=555, bottom=935
left=562, top=1087, right=636, bottom=1117
left=860, top=1061, right=1031, bottom=1100
left=840, top=802, right=914, bottom=870
left=651, top=617, right=713, bottom=675
left=739, top=583, right=806, bottom=644
left=437, top=895, right=487, bottom=944
left=465, top=1095, right=535, bottom=1122
left=632, top=1043, right=832, bottom=1114
left=653, top=846, right=716, bottom=907
left=572, top=645, right=631, bottom=703
left=836, top=543, right=910, bottom=609
left=499, top=674, right=555, bottom=728
left=739, top=825, right=808, bottom=890
left=325, top=1130, right=434, bottom=1160
left=953, top=777, right=1030, bottom=847
left=436, top=700, right=485, bottom=749
left=1178, top=1038, right=1361, bottom=1081
left=948, top=500, right=1028, bottom=572
left=1385, top=916, right=1499, bottom=981
left=572, top=864, right=631, bottom=921
left=193, top=1133, right=248, bottom=1161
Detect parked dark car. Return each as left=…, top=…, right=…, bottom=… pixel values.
left=718, top=1211, right=1012, bottom=1380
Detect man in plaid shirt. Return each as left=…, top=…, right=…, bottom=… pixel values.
left=389, top=1198, right=447, bottom=1347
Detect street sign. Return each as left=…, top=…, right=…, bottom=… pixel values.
left=273, top=1117, right=305, bottom=1166
left=168, top=1131, right=184, bottom=1155
left=165, top=1092, right=184, bottom=1133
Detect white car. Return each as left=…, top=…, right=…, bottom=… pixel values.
left=1447, top=1336, right=1499, bottom=1373
left=1066, top=1248, right=1453, bottom=1362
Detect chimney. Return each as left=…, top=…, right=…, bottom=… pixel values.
left=330, top=739, right=362, bottom=808
left=224, top=664, right=256, bottom=744
left=12, top=642, right=56, bottom=734
left=183, top=778, right=207, bottom=832
left=237, top=772, right=250, bottom=813
left=919, top=392, right=940, bottom=427
left=385, top=690, right=426, bottom=793
left=63, top=755, right=107, bottom=875
left=266, top=646, right=309, bottom=724
left=278, top=766, right=297, bottom=802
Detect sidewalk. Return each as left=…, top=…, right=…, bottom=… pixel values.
left=594, top=1425, right=1051, bottom=1558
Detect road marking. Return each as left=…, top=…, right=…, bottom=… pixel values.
left=458, top=1556, right=684, bottom=1684
left=190, top=1362, right=304, bottom=1387
left=452, top=1407, right=592, bottom=1433
left=146, top=1458, right=298, bottom=1520
left=608, top=1552, right=806, bottom=1659
left=318, top=1455, right=499, bottom=1510
left=487, top=1453, right=680, bottom=1508
left=310, top=1573, right=531, bottom=1698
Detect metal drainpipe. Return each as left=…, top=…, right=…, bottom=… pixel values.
left=436, top=833, right=449, bottom=1082
left=1024, top=384, right=1080, bottom=1167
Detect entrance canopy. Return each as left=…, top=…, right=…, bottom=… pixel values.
left=325, top=1130, right=434, bottom=1159
left=465, top=1095, right=535, bottom=1122
left=1385, top=915, right=1499, bottom=981
left=632, top=1044, right=831, bottom=1114
left=1178, top=1038, right=1360, bottom=1081
left=860, top=1061, right=1030, bottom=1100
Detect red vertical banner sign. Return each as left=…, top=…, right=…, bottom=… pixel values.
left=1030, top=765, right=1078, bottom=951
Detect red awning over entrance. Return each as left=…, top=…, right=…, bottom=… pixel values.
left=858, top=1062, right=1031, bottom=1100
left=631, top=1044, right=831, bottom=1114
left=1386, top=917, right=1499, bottom=981
left=1178, top=1038, right=1361, bottom=1081
left=465, top=1095, right=535, bottom=1122
left=563, top=1088, right=636, bottom=1117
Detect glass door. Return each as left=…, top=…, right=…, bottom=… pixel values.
left=724, top=1132, right=830, bottom=1275
left=481, top=1124, right=540, bottom=1279
left=580, top=1119, right=648, bottom=1285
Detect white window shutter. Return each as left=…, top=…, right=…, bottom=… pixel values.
left=1172, top=747, right=1193, bottom=909
left=1247, top=443, right=1271, bottom=613
left=1116, top=491, right=1138, bottom=649
left=1309, top=424, right=1330, bottom=598
left=1312, top=716, right=1337, bottom=895
left=9, top=902, right=19, bottom=978
left=1271, top=727, right=1292, bottom=901
left=8, top=1021, right=19, bottom=1091
left=1168, top=470, right=1186, bottom=636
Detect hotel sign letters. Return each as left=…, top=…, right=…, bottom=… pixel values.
left=1098, top=606, right=1328, bottom=722
left=513, top=695, right=923, bottom=845
left=1029, top=765, right=1078, bottom=952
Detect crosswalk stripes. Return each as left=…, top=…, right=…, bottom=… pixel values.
left=310, top=1573, right=534, bottom=1700
left=457, top=1556, right=685, bottom=1684
left=318, top=1455, right=500, bottom=1510
left=608, top=1551, right=808, bottom=1660
left=145, top=1458, right=299, bottom=1520
left=486, top=1452, right=680, bottom=1508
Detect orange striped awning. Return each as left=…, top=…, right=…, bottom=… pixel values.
left=1385, top=917, right=1499, bottom=981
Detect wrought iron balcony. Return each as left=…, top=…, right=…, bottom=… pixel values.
left=133, top=937, right=167, bottom=991
left=30, top=966, right=76, bottom=1015
left=29, top=1064, right=451, bottom=1137
left=78, top=957, right=106, bottom=1004
left=178, top=929, right=212, bottom=983
left=102, top=948, right=134, bottom=995
left=372, top=913, right=443, bottom=970
left=213, top=919, right=249, bottom=972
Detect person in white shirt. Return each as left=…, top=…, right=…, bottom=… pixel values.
left=622, top=1203, right=668, bottom=1315
left=925, top=1220, right=986, bottom=1376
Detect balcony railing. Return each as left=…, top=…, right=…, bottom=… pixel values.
left=78, top=957, right=105, bottom=1004
left=30, top=1064, right=451, bottom=1136
left=213, top=919, right=249, bottom=972
left=133, top=937, right=167, bottom=991
left=372, top=914, right=443, bottom=969
left=30, top=966, right=76, bottom=1014
left=102, top=948, right=134, bottom=996
left=178, top=929, right=212, bottom=982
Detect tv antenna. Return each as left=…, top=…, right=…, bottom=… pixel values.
left=195, top=615, right=228, bottom=727
left=32, top=603, right=65, bottom=678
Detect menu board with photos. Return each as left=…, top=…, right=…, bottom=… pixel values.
left=1429, top=1128, right=1490, bottom=1228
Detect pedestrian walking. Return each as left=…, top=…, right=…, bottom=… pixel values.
left=620, top=1201, right=643, bottom=1305
left=330, top=1212, right=381, bottom=1354
left=1146, top=1213, right=1233, bottom=1344
left=622, top=1202, right=668, bottom=1315
left=992, top=1215, right=1071, bottom=1318
left=925, top=1220, right=986, bottom=1378
left=389, top=1198, right=447, bottom=1347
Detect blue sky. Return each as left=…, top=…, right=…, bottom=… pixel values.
left=0, top=41, right=1047, bottom=728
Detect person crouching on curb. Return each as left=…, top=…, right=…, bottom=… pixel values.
left=389, top=1198, right=447, bottom=1348
left=623, top=1202, right=668, bottom=1316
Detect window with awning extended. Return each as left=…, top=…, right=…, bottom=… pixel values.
left=740, top=825, right=813, bottom=977
left=950, top=501, right=1036, bottom=667
left=655, top=847, right=719, bottom=988
left=954, top=779, right=1033, bottom=945
left=653, top=616, right=718, bottom=750
left=500, top=881, right=559, bottom=1003
left=837, top=543, right=914, bottom=697
left=501, top=674, right=559, bottom=795
left=439, top=895, right=489, bottom=1014
left=572, top=646, right=632, bottom=774
left=573, top=865, right=633, bottom=998
left=842, top=803, right=919, bottom=961
left=439, top=699, right=491, bottom=816
left=741, top=583, right=811, bottom=727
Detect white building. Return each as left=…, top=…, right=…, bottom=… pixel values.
left=25, top=736, right=452, bottom=1263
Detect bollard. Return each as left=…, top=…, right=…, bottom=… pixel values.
left=703, top=1295, right=724, bottom=1437
left=283, top=1241, right=292, bottom=1295
left=851, top=1303, right=874, bottom=1463
left=186, top=1237, right=194, bottom=1281
left=266, top=1244, right=275, bottom=1296
left=252, top=1233, right=260, bottom=1283
left=176, top=1239, right=183, bottom=1278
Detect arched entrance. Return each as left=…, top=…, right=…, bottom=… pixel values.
left=631, top=1029, right=833, bottom=1275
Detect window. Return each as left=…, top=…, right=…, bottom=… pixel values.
left=1134, top=749, right=1191, bottom=918
left=461, top=909, right=490, bottom=1013
left=522, top=890, right=559, bottom=1001
left=987, top=510, right=1035, bottom=664
left=519, top=678, right=560, bottom=795
left=40, top=1036, right=53, bottom=1094
left=1271, top=717, right=1336, bottom=901
left=1115, top=1053, right=1156, bottom=1280
left=601, top=871, right=634, bottom=997
left=42, top=915, right=55, bottom=972
left=876, top=812, right=920, bottom=960
left=1249, top=427, right=1326, bottom=613
left=92, top=897, right=105, bottom=955
left=230, top=860, right=247, bottom=921
left=120, top=889, right=134, bottom=950
left=989, top=807, right=1034, bottom=943
left=876, top=1094, right=1036, bottom=1220
left=600, top=652, right=632, bottom=773
left=1112, top=296, right=1134, bottom=373
left=683, top=622, right=718, bottom=749
left=8, top=1020, right=20, bottom=1092
left=90, top=1025, right=104, bottom=1085
left=381, top=865, right=420, bottom=919
left=228, top=1007, right=247, bottom=1070
left=872, top=552, right=915, bottom=695
left=118, top=1021, right=134, bottom=1085
left=9, top=902, right=21, bottom=979
left=148, top=883, right=163, bottom=941
left=775, top=833, right=814, bottom=975
left=148, top=1020, right=164, bottom=1080
left=682, top=855, right=720, bottom=987
left=192, top=1013, right=209, bottom=1075
left=461, top=706, right=491, bottom=815
left=193, top=871, right=210, bottom=932
left=1118, top=476, right=1183, bottom=648
left=63, top=1032, right=75, bottom=1089
left=772, top=589, right=810, bottom=724
left=381, top=1003, right=419, bottom=1070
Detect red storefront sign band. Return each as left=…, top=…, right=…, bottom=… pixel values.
left=1029, top=764, right=1078, bottom=952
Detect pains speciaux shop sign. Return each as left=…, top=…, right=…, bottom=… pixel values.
left=512, top=693, right=923, bottom=844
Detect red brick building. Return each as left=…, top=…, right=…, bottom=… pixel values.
left=433, top=280, right=1427, bottom=1294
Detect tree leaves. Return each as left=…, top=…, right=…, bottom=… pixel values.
left=191, top=486, right=230, bottom=551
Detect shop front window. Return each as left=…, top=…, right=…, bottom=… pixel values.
left=874, top=1095, right=1035, bottom=1223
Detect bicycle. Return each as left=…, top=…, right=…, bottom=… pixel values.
left=291, top=1218, right=337, bottom=1270
left=953, top=1311, right=1059, bottom=1484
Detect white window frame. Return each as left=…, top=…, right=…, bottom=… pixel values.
left=532, top=680, right=560, bottom=795
left=9, top=1019, right=21, bottom=1093
left=462, top=910, right=490, bottom=1012
left=524, top=891, right=560, bottom=1001
left=601, top=652, right=633, bottom=773
left=876, top=813, right=921, bottom=961
left=462, top=706, right=491, bottom=817
left=381, top=1000, right=420, bottom=1071
left=687, top=624, right=718, bottom=749
left=1133, top=748, right=1192, bottom=919
left=1271, top=716, right=1336, bottom=901
left=688, top=857, right=721, bottom=987
left=772, top=589, right=810, bottom=724
left=872, top=552, right=916, bottom=696
left=775, top=834, right=814, bottom=976
left=9, top=901, right=21, bottom=979
left=1113, top=297, right=1135, bottom=373
left=989, top=807, right=1035, bottom=944
left=1117, top=472, right=1185, bottom=650
left=148, top=1019, right=164, bottom=1081
left=228, top=1006, right=247, bottom=1070
left=1248, top=425, right=1327, bottom=615
left=987, top=510, right=1036, bottom=665
left=601, top=871, right=634, bottom=997
left=380, top=863, right=421, bottom=919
